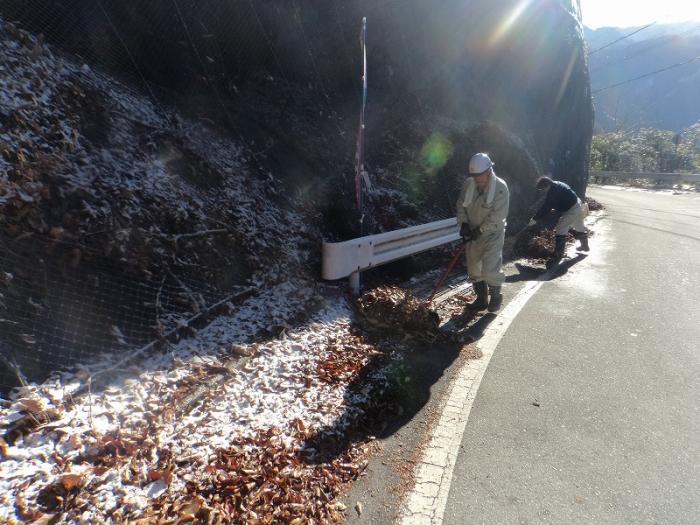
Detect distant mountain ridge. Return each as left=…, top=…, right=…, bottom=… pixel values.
left=585, top=23, right=700, bottom=131
left=585, top=22, right=700, bottom=48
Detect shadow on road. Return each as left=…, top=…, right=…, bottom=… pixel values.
left=508, top=262, right=547, bottom=282
left=548, top=252, right=588, bottom=278
left=508, top=253, right=588, bottom=282
left=300, top=312, right=494, bottom=465
left=462, top=311, right=497, bottom=339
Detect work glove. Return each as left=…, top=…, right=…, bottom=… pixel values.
left=459, top=223, right=471, bottom=241
left=470, top=226, right=482, bottom=240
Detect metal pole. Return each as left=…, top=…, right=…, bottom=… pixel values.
left=352, top=16, right=367, bottom=296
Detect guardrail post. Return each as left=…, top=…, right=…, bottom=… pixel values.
left=349, top=271, right=361, bottom=296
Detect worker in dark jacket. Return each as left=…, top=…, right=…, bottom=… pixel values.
left=529, top=176, right=589, bottom=268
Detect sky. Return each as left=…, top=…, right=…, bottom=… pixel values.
left=581, top=0, right=700, bottom=28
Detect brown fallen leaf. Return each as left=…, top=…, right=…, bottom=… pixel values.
left=30, top=513, right=55, bottom=525
left=180, top=499, right=202, bottom=519
left=148, top=467, right=173, bottom=484
left=68, top=433, right=82, bottom=450
left=16, top=398, right=45, bottom=414
left=230, top=343, right=253, bottom=357
left=16, top=492, right=41, bottom=520
left=60, top=473, right=82, bottom=491
left=291, top=419, right=306, bottom=434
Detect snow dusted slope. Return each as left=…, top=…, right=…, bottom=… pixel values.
left=0, top=288, right=401, bottom=523
left=0, top=19, right=323, bottom=389
left=0, top=19, right=313, bottom=281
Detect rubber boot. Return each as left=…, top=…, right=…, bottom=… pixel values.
left=546, top=235, right=567, bottom=269
left=467, top=281, right=488, bottom=310
left=487, top=285, right=503, bottom=312
left=574, top=231, right=589, bottom=251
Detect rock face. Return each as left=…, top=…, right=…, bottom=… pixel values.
left=2, top=0, right=593, bottom=230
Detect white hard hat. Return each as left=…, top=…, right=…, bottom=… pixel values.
left=468, top=153, right=494, bottom=175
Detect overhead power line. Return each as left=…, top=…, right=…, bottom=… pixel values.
left=591, top=25, right=700, bottom=73
left=589, top=22, right=656, bottom=55
left=592, top=53, right=700, bottom=94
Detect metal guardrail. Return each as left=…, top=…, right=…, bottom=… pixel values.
left=589, top=171, right=700, bottom=183
left=322, top=218, right=460, bottom=293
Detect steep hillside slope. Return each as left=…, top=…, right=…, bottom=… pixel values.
left=2, top=0, right=593, bottom=197
left=0, top=20, right=322, bottom=389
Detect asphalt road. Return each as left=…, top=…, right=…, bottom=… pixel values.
left=442, top=186, right=700, bottom=524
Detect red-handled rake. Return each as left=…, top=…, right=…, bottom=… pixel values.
left=427, top=243, right=466, bottom=304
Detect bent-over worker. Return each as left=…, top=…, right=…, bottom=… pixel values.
left=456, top=153, right=510, bottom=313
left=529, top=176, right=589, bottom=269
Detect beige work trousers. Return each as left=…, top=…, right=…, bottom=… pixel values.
left=465, top=230, right=505, bottom=286
left=555, top=198, right=586, bottom=236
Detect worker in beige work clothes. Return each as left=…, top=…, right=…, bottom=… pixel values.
left=456, top=153, right=510, bottom=312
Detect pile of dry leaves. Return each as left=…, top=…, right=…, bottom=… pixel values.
left=585, top=196, right=604, bottom=211
left=513, top=228, right=574, bottom=260
left=356, top=286, right=440, bottom=337
left=144, top=426, right=360, bottom=524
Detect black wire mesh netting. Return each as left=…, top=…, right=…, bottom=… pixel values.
left=0, top=1, right=593, bottom=394
left=0, top=0, right=580, bottom=225
left=0, top=235, right=253, bottom=394
left=0, top=0, right=352, bottom=127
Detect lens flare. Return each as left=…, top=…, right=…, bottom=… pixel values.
left=555, top=47, right=579, bottom=107
left=421, top=133, right=454, bottom=171
left=489, top=0, right=533, bottom=47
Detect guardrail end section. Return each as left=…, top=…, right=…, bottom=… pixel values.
left=321, top=240, right=359, bottom=280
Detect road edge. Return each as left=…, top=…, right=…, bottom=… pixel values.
left=397, top=278, right=545, bottom=524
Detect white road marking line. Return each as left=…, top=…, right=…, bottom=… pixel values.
left=397, top=279, right=544, bottom=525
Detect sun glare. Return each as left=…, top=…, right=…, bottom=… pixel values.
left=581, top=0, right=700, bottom=28
left=489, top=0, right=533, bottom=46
